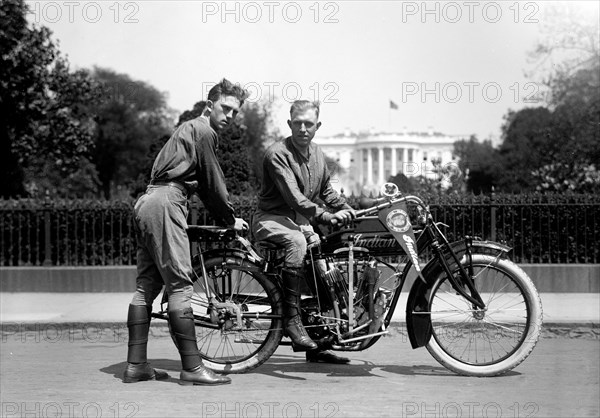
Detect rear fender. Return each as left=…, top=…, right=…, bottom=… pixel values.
left=191, top=249, right=265, bottom=276
left=405, top=240, right=511, bottom=348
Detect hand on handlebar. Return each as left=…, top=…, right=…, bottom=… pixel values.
left=321, top=209, right=356, bottom=226
left=228, top=217, right=249, bottom=232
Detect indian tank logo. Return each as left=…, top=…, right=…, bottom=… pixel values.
left=386, top=209, right=410, bottom=233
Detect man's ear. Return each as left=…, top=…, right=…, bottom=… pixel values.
left=287, top=119, right=292, bottom=129
left=202, top=100, right=214, bottom=117
left=316, top=121, right=322, bottom=131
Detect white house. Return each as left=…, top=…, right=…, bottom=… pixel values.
left=313, top=129, right=465, bottom=195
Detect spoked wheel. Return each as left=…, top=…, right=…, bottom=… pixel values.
left=188, top=253, right=284, bottom=373
left=426, top=254, right=543, bottom=376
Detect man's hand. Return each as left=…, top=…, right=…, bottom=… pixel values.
left=332, top=209, right=356, bottom=225
left=305, top=231, right=321, bottom=250
left=228, top=217, right=249, bottom=232
left=320, top=209, right=356, bottom=225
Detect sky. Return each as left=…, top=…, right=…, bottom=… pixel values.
left=25, top=0, right=600, bottom=142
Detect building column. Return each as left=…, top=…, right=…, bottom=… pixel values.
left=401, top=148, right=407, bottom=174
left=391, top=147, right=397, bottom=177
left=415, top=148, right=422, bottom=174
left=358, top=149, right=364, bottom=186
left=378, top=147, right=384, bottom=184
left=366, top=148, right=373, bottom=185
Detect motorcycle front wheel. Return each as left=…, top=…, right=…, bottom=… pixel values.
left=426, top=254, right=543, bottom=376
left=187, top=253, right=284, bottom=373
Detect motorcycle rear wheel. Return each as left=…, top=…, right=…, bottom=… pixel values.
left=187, top=254, right=284, bottom=373
left=426, top=254, right=542, bottom=376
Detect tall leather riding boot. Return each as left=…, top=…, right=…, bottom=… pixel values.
left=168, top=308, right=231, bottom=385
left=123, top=304, right=169, bottom=383
left=282, top=268, right=318, bottom=351
left=127, top=304, right=151, bottom=364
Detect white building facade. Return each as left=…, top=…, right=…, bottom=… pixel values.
left=314, top=130, right=464, bottom=195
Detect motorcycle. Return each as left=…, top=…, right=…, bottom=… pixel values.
left=152, top=183, right=543, bottom=376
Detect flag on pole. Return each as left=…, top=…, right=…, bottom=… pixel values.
left=389, top=99, right=399, bottom=110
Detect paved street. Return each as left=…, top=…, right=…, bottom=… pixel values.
left=1, top=325, right=598, bottom=418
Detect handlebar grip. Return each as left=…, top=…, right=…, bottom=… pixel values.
left=354, top=209, right=368, bottom=218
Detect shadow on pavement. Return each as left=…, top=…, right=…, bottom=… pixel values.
left=252, top=353, right=457, bottom=380
left=253, top=354, right=521, bottom=379
left=100, top=355, right=521, bottom=382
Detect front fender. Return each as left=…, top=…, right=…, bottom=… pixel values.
left=450, top=239, right=512, bottom=258
left=405, top=240, right=511, bottom=348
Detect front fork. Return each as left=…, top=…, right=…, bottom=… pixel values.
left=431, top=233, right=486, bottom=310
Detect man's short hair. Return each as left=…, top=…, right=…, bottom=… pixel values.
left=207, top=78, right=249, bottom=106
left=290, top=100, right=320, bottom=119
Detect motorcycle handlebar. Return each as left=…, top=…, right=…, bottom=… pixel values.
left=353, top=195, right=427, bottom=219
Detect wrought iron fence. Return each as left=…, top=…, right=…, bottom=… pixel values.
left=1, top=193, right=598, bottom=266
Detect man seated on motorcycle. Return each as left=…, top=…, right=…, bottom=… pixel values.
left=251, top=100, right=355, bottom=364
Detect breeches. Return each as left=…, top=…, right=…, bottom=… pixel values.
left=130, top=185, right=194, bottom=311
left=251, top=210, right=316, bottom=268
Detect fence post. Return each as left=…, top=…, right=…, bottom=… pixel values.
left=43, top=192, right=52, bottom=266
left=490, top=187, right=497, bottom=242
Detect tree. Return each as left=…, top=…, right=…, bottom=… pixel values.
left=387, top=157, right=465, bottom=197
left=239, top=100, right=281, bottom=187
left=497, top=108, right=554, bottom=192
left=526, top=2, right=599, bottom=105
left=388, top=172, right=415, bottom=195
left=90, top=67, right=174, bottom=199
left=1, top=0, right=98, bottom=197
left=453, top=136, right=503, bottom=194
left=502, top=4, right=600, bottom=193
left=130, top=133, right=171, bottom=198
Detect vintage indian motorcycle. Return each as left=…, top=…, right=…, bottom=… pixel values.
left=153, top=183, right=543, bottom=376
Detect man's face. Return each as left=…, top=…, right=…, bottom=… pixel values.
left=209, top=95, right=241, bottom=132
left=287, top=108, right=321, bottom=151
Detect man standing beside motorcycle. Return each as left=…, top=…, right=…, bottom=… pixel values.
left=124, top=78, right=249, bottom=385
left=252, top=100, right=355, bottom=364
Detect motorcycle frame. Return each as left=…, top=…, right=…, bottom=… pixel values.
left=153, top=197, right=512, bottom=352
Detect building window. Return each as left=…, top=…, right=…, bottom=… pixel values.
left=408, top=149, right=414, bottom=162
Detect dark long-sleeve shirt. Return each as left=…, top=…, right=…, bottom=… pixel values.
left=151, top=116, right=236, bottom=226
left=257, top=137, right=350, bottom=220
